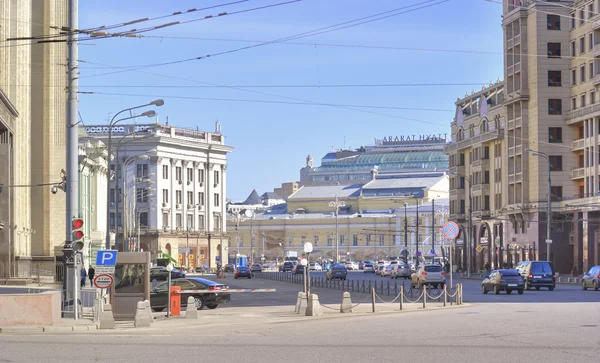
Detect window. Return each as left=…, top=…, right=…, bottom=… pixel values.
left=548, top=127, right=562, bottom=143
left=548, top=99, right=562, bottom=115
left=549, top=156, right=563, bottom=171
left=214, top=215, right=221, bottom=231
left=590, top=33, right=594, bottom=52
left=187, top=191, right=194, bottom=205
left=352, top=234, right=358, bottom=246
left=136, top=188, right=149, bottom=203
left=339, top=234, right=345, bottom=246
left=548, top=71, right=561, bottom=86
left=198, top=169, right=204, bottom=183
left=572, top=69, right=577, bottom=86
left=176, top=190, right=182, bottom=204
left=570, top=12, right=575, bottom=29
left=176, top=167, right=182, bottom=181
left=547, top=14, right=560, bottom=30
left=162, top=165, right=168, bottom=179
left=365, top=234, right=371, bottom=246
left=580, top=9, right=585, bottom=24
left=162, top=189, right=169, bottom=203
left=198, top=192, right=204, bottom=206
left=214, top=170, right=220, bottom=184
left=116, top=212, right=122, bottom=227
left=550, top=186, right=563, bottom=201
left=570, top=41, right=576, bottom=57
left=591, top=91, right=596, bottom=105
left=187, top=214, right=194, bottom=229
left=187, top=168, right=193, bottom=182
left=580, top=37, right=585, bottom=54
left=198, top=215, right=205, bottom=230
left=581, top=94, right=587, bottom=108
left=110, top=212, right=116, bottom=227
left=327, top=236, right=333, bottom=247
left=590, top=62, right=595, bottom=80
left=314, top=235, right=319, bottom=246
left=139, top=212, right=148, bottom=227
left=572, top=97, right=577, bottom=110
left=136, top=164, right=148, bottom=178
left=162, top=213, right=169, bottom=227
left=379, top=234, right=385, bottom=246
left=176, top=213, right=182, bottom=228
left=110, top=188, right=115, bottom=203
left=581, top=65, right=586, bottom=83
left=214, top=193, right=220, bottom=207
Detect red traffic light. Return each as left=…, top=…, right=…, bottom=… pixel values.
left=72, top=218, right=84, bottom=229
left=73, top=230, right=84, bottom=240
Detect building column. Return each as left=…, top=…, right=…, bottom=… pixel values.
left=182, top=160, right=189, bottom=231
left=583, top=211, right=589, bottom=273
left=170, top=159, right=177, bottom=231
left=193, top=161, right=199, bottom=231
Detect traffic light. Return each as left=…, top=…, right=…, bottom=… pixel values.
left=72, top=218, right=84, bottom=251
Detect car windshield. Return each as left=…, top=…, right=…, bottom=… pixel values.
left=424, top=265, right=443, bottom=272
left=500, top=271, right=520, bottom=277
left=530, top=262, right=553, bottom=274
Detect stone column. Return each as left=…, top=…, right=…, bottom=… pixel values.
left=192, top=161, right=199, bottom=232
left=182, top=160, right=189, bottom=231
left=170, top=159, right=177, bottom=231
left=583, top=210, right=589, bottom=273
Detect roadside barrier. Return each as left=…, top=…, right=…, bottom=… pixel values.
left=174, top=288, right=277, bottom=294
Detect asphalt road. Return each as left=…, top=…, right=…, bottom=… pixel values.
left=0, top=300, right=598, bottom=362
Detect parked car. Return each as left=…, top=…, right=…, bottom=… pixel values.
left=150, top=266, right=186, bottom=281
left=345, top=261, right=358, bottom=270
left=224, top=264, right=235, bottom=273
left=363, top=263, right=375, bottom=273
left=391, top=263, right=411, bottom=279
left=326, top=263, right=348, bottom=281
left=581, top=265, right=600, bottom=291
left=150, top=277, right=230, bottom=311
left=194, top=265, right=210, bottom=273
left=234, top=266, right=252, bottom=279
left=250, top=264, right=263, bottom=273
left=516, top=261, right=556, bottom=291
left=376, top=264, right=387, bottom=276
left=482, top=269, right=524, bottom=295
left=309, top=262, right=322, bottom=271
left=380, top=265, right=393, bottom=277
left=411, top=264, right=446, bottom=289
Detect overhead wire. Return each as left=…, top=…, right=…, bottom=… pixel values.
left=79, top=0, right=449, bottom=78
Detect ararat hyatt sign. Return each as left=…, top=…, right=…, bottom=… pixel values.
left=85, top=125, right=154, bottom=134
left=374, top=133, right=447, bottom=144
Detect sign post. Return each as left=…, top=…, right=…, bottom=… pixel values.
left=442, top=221, right=459, bottom=290
left=303, top=242, right=313, bottom=294
left=95, top=250, right=118, bottom=306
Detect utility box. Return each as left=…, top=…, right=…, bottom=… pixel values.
left=170, top=286, right=181, bottom=316
left=110, top=252, right=151, bottom=320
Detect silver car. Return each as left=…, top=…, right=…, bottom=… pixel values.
left=391, top=263, right=411, bottom=279
left=363, top=263, right=375, bottom=273
left=411, top=264, right=446, bottom=289
left=581, top=265, right=600, bottom=291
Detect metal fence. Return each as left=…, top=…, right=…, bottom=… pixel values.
left=0, top=259, right=65, bottom=283
left=61, top=289, right=101, bottom=321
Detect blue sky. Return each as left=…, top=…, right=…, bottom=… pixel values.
left=78, top=0, right=504, bottom=201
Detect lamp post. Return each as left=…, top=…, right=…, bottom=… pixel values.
left=524, top=148, right=552, bottom=262
left=121, top=153, right=154, bottom=251
left=449, top=171, right=473, bottom=277
left=104, top=102, right=163, bottom=249
left=328, top=195, right=346, bottom=263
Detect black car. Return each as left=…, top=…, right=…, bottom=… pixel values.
left=150, top=277, right=230, bottom=311
left=225, top=264, right=235, bottom=272
left=516, top=261, right=556, bottom=291
left=482, top=269, right=525, bottom=295
left=150, top=266, right=186, bottom=281
left=281, top=261, right=295, bottom=272
left=294, top=264, right=306, bottom=275
left=235, top=266, right=252, bottom=279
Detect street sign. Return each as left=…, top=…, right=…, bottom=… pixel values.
left=96, top=250, right=118, bottom=266
left=476, top=245, right=483, bottom=253
left=178, top=247, right=190, bottom=253
left=428, top=248, right=437, bottom=256
left=93, top=274, right=114, bottom=289
left=442, top=221, right=459, bottom=239
left=303, top=242, right=313, bottom=253
left=95, top=266, right=115, bottom=274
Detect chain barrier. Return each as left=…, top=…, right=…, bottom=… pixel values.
left=402, top=289, right=425, bottom=303
left=374, top=291, right=403, bottom=304
left=426, top=289, right=445, bottom=300
left=318, top=294, right=372, bottom=311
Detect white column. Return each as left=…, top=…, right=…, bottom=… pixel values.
left=594, top=117, right=598, bottom=195
left=221, top=164, right=227, bottom=232
left=182, top=160, right=189, bottom=230
left=395, top=212, right=401, bottom=246
left=170, top=159, right=177, bottom=230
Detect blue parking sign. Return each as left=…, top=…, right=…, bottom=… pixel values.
left=96, top=250, right=118, bottom=266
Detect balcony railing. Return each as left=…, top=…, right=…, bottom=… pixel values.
left=567, top=103, right=600, bottom=121
left=572, top=138, right=585, bottom=151
left=571, top=167, right=585, bottom=180
left=449, top=165, right=465, bottom=175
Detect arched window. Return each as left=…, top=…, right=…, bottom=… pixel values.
left=469, top=125, right=475, bottom=138
left=457, top=128, right=465, bottom=141
left=481, top=119, right=489, bottom=132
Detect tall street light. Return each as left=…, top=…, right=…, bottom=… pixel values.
left=449, top=170, right=473, bottom=277
left=328, top=195, right=345, bottom=263
left=525, top=148, right=552, bottom=262
left=104, top=103, right=162, bottom=249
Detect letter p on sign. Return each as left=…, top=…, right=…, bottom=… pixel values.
left=96, top=250, right=118, bottom=266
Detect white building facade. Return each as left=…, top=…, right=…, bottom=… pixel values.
left=82, top=123, right=233, bottom=269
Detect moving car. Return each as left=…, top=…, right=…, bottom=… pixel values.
left=411, top=264, right=446, bottom=289
left=234, top=266, right=252, bottom=279
left=224, top=264, right=235, bottom=273
left=380, top=265, right=393, bottom=277
left=581, top=265, right=600, bottom=291
left=150, top=277, right=230, bottom=311
left=516, top=261, right=556, bottom=291
left=363, top=263, right=375, bottom=273
left=250, top=263, right=263, bottom=273
left=194, top=265, right=210, bottom=274
left=326, top=263, right=348, bottom=281
left=391, top=263, right=411, bottom=279
left=309, top=262, right=322, bottom=271
left=481, top=269, right=524, bottom=295
left=294, top=264, right=306, bottom=275
left=281, top=261, right=295, bottom=272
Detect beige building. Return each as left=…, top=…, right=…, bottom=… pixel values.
left=0, top=1, right=68, bottom=278
left=227, top=173, right=449, bottom=264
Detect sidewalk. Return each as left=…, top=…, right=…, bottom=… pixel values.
left=0, top=318, right=98, bottom=334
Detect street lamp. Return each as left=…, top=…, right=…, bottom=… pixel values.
left=104, top=103, right=163, bottom=249
left=448, top=170, right=473, bottom=277
left=524, top=148, right=552, bottom=262
left=328, top=195, right=345, bottom=263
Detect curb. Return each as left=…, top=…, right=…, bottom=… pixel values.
left=0, top=324, right=98, bottom=334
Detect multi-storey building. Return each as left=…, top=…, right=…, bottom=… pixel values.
left=82, top=123, right=233, bottom=269
left=445, top=81, right=507, bottom=273
left=227, top=172, right=450, bottom=265
left=0, top=1, right=68, bottom=278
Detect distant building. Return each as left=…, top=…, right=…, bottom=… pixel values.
left=273, top=182, right=299, bottom=200
left=227, top=190, right=285, bottom=214
left=300, top=136, right=449, bottom=186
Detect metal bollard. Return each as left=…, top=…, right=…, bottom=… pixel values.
left=399, top=286, right=403, bottom=311
left=371, top=287, right=376, bottom=313
left=422, top=285, right=427, bottom=309
left=443, top=285, right=447, bottom=307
